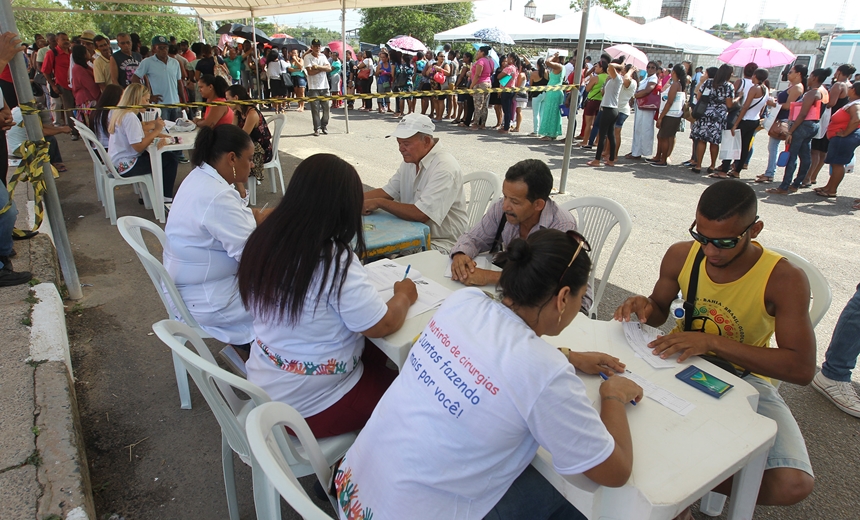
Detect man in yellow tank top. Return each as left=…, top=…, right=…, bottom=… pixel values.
left=615, top=180, right=815, bottom=509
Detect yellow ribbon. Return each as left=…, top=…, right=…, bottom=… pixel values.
left=1, top=135, right=56, bottom=237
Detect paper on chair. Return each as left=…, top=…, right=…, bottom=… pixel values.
left=623, top=321, right=677, bottom=368
left=444, top=254, right=493, bottom=278
left=622, top=370, right=696, bottom=416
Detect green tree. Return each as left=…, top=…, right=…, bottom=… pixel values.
left=69, top=2, right=199, bottom=43
left=799, top=29, right=821, bottom=41
left=359, top=3, right=473, bottom=46
left=13, top=0, right=94, bottom=43
left=282, top=25, right=346, bottom=46
left=571, top=0, right=630, bottom=17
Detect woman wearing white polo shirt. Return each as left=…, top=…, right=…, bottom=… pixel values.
left=164, top=125, right=270, bottom=362
left=335, top=229, right=642, bottom=520
left=238, top=154, right=418, bottom=438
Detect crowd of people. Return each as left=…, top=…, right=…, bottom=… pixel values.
left=4, top=25, right=860, bottom=520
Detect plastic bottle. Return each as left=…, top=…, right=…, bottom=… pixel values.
left=670, top=298, right=686, bottom=319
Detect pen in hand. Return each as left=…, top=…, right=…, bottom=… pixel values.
left=403, top=265, right=411, bottom=280
left=599, top=372, right=637, bottom=406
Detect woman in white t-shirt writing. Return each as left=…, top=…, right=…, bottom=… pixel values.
left=107, top=83, right=178, bottom=201
left=334, top=229, right=642, bottom=520
left=238, top=154, right=418, bottom=438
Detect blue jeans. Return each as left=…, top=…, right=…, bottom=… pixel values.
left=0, top=172, right=17, bottom=267
left=588, top=107, right=602, bottom=145
left=778, top=120, right=819, bottom=190
left=765, top=135, right=781, bottom=177
left=483, top=465, right=586, bottom=520
left=821, top=284, right=860, bottom=382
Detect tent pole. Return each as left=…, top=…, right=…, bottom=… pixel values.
left=558, top=0, right=590, bottom=194
left=342, top=0, right=349, bottom=133
left=0, top=0, right=82, bottom=299
left=197, top=16, right=204, bottom=43
left=252, top=11, right=260, bottom=99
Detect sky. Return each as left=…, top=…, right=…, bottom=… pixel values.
left=266, top=0, right=860, bottom=38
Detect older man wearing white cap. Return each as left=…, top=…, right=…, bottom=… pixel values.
left=363, top=114, right=468, bottom=254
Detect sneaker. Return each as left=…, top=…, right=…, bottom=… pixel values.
left=0, top=265, right=32, bottom=287
left=313, top=129, right=320, bottom=137
left=812, top=371, right=860, bottom=417
left=321, top=128, right=328, bottom=135
left=70, top=134, right=80, bottom=141
left=177, top=156, right=190, bottom=164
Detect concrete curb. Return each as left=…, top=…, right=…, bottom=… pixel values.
left=0, top=177, right=95, bottom=520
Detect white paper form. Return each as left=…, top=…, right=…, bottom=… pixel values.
left=623, top=321, right=677, bottom=368
left=621, top=370, right=696, bottom=416
left=366, top=260, right=452, bottom=320
left=444, top=254, right=494, bottom=278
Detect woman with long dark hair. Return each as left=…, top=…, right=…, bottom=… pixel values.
left=588, top=62, right=626, bottom=167
left=164, top=125, right=269, bottom=366
left=357, top=50, right=375, bottom=111
left=226, top=84, right=272, bottom=186
left=70, top=44, right=100, bottom=127
left=238, top=154, right=418, bottom=438
left=766, top=68, right=830, bottom=195
left=90, top=83, right=122, bottom=149
left=815, top=81, right=860, bottom=198
left=335, top=229, right=640, bottom=519
left=194, top=74, right=233, bottom=128
left=529, top=57, right=548, bottom=136
left=647, top=63, right=687, bottom=168
left=498, top=52, right=520, bottom=133
left=691, top=64, right=736, bottom=173
left=757, top=64, right=806, bottom=183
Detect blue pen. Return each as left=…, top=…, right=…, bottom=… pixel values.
left=599, top=372, right=637, bottom=406
left=403, top=265, right=411, bottom=280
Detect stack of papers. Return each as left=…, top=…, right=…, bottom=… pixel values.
left=622, top=370, right=696, bottom=416
left=623, top=321, right=676, bottom=368
left=365, top=260, right=452, bottom=319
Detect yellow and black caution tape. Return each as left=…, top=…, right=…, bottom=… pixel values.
left=1, top=103, right=58, bottom=237
left=43, top=83, right=581, bottom=112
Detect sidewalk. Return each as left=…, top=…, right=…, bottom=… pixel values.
left=0, top=174, right=95, bottom=520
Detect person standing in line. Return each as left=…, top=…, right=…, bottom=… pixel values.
left=133, top=35, right=186, bottom=121
left=537, top=53, right=564, bottom=141
left=41, top=32, right=78, bottom=139
left=813, top=283, right=860, bottom=417
left=613, top=64, right=638, bottom=159
left=468, top=46, right=493, bottom=131
left=627, top=61, right=659, bottom=160
left=110, top=33, right=142, bottom=89
left=304, top=39, right=332, bottom=136
left=648, top=63, right=687, bottom=168
left=529, top=57, right=549, bottom=136
left=588, top=62, right=624, bottom=167
left=92, top=35, right=113, bottom=91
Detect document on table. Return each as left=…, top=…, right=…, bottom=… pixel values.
left=365, top=260, right=452, bottom=319
left=623, top=321, right=677, bottom=368
left=444, top=254, right=494, bottom=278
left=622, top=370, right=696, bottom=416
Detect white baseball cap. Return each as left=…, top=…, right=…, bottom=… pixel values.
left=387, top=114, right=435, bottom=139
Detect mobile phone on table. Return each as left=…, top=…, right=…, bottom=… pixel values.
left=676, top=365, right=733, bottom=399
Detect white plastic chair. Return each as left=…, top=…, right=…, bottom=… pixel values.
left=559, top=196, right=632, bottom=319
left=71, top=119, right=105, bottom=204
left=117, top=216, right=210, bottom=409
left=247, top=402, right=342, bottom=520
left=462, top=171, right=501, bottom=229
left=78, top=127, right=160, bottom=225
left=152, top=320, right=355, bottom=520
left=248, top=114, right=286, bottom=206
left=699, top=246, right=831, bottom=517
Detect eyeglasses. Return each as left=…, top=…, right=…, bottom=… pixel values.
left=557, top=230, right=592, bottom=285
left=688, top=217, right=758, bottom=249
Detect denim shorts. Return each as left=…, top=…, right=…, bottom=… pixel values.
left=744, top=375, right=813, bottom=476
left=824, top=130, right=860, bottom=165
left=615, top=112, right=629, bottom=128
left=292, top=75, right=307, bottom=88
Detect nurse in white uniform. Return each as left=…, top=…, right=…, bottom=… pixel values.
left=163, top=125, right=269, bottom=357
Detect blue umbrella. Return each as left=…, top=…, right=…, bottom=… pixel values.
left=471, top=43, right=500, bottom=68
left=473, top=27, right=515, bottom=45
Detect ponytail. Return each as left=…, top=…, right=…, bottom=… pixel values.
left=191, top=125, right=252, bottom=167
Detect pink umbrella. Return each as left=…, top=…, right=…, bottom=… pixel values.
left=327, top=41, right=355, bottom=57
left=718, top=38, right=796, bottom=68
left=604, top=43, right=648, bottom=70
left=386, top=35, right=427, bottom=54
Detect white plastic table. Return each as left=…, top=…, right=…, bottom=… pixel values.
left=147, top=129, right=197, bottom=223
left=376, top=250, right=777, bottom=520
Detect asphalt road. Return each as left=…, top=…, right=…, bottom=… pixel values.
left=55, top=103, right=860, bottom=519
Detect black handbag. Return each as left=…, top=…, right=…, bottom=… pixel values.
left=691, top=95, right=709, bottom=119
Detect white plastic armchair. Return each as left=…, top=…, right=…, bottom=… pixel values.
left=462, top=171, right=501, bottom=229
left=118, top=216, right=209, bottom=409
left=247, top=402, right=343, bottom=520
left=71, top=119, right=106, bottom=204
left=559, top=196, right=632, bottom=319
left=152, top=321, right=355, bottom=520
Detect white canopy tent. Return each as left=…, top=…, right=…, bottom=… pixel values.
left=183, top=0, right=465, bottom=20
left=642, top=17, right=731, bottom=56
left=434, top=10, right=543, bottom=42
left=510, top=6, right=658, bottom=48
